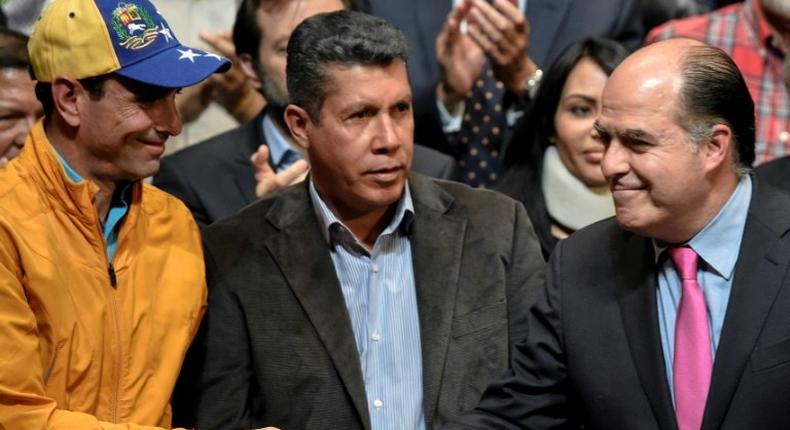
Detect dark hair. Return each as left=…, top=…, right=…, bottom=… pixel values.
left=233, top=0, right=357, bottom=64
left=677, top=45, right=755, bottom=168
left=0, top=28, right=30, bottom=69
left=503, top=37, right=630, bottom=169
left=0, top=8, right=7, bottom=28
left=35, top=75, right=109, bottom=118
left=286, top=10, right=407, bottom=123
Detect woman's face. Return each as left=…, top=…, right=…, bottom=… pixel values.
left=553, top=57, right=609, bottom=187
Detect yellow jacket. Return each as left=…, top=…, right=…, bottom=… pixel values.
left=0, top=122, right=207, bottom=429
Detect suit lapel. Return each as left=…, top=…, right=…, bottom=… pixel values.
left=526, top=0, right=570, bottom=67
left=703, top=178, right=790, bottom=429
left=618, top=234, right=677, bottom=430
left=408, top=175, right=466, bottom=428
left=262, top=183, right=371, bottom=430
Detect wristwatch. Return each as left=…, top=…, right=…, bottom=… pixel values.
left=523, top=68, right=543, bottom=99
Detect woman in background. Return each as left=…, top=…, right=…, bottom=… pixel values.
left=497, top=37, right=630, bottom=256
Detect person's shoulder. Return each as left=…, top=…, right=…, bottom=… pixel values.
left=0, top=158, right=44, bottom=223
left=422, top=176, right=519, bottom=212
left=645, top=5, right=735, bottom=43
left=141, top=182, right=199, bottom=229
left=161, top=120, right=256, bottom=169
left=202, top=182, right=300, bottom=240
left=756, top=157, right=790, bottom=192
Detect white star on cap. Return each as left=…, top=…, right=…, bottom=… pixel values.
left=205, top=52, right=224, bottom=61
left=177, top=48, right=201, bottom=63
left=159, top=24, right=173, bottom=43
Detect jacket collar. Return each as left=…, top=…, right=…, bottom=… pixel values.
left=20, top=119, right=143, bottom=230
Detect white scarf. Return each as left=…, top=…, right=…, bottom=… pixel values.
left=541, top=146, right=615, bottom=231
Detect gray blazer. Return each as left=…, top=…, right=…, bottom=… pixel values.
left=188, top=173, right=545, bottom=429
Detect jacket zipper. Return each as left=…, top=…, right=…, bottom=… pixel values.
left=94, top=211, right=122, bottom=423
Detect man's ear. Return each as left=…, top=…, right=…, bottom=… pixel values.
left=284, top=104, right=312, bottom=151
left=238, top=53, right=261, bottom=90
left=703, top=123, right=733, bottom=172
left=51, top=77, right=82, bottom=127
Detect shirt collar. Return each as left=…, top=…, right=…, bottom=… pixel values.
left=309, top=179, right=415, bottom=253
left=262, top=112, right=302, bottom=170
left=653, top=175, right=752, bottom=280
left=53, top=147, right=134, bottom=210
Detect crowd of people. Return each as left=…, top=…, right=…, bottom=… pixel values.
left=1, top=0, right=790, bottom=429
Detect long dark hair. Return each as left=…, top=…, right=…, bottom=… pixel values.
left=497, top=37, right=629, bottom=256
left=503, top=37, right=630, bottom=170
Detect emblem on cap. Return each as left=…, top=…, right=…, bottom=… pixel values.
left=110, top=2, right=159, bottom=50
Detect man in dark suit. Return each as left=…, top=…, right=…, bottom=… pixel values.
left=153, top=0, right=458, bottom=227
left=448, top=39, right=790, bottom=429
left=189, top=10, right=544, bottom=430
left=360, top=0, right=643, bottom=186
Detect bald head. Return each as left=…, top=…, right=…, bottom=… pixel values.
left=604, top=38, right=755, bottom=169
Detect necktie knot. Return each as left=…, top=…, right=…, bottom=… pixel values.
left=669, top=246, right=698, bottom=281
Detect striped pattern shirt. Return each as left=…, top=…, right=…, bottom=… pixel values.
left=309, top=181, right=426, bottom=430
left=647, top=0, right=790, bottom=165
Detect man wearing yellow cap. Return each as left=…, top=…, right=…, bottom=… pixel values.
left=0, top=0, right=229, bottom=428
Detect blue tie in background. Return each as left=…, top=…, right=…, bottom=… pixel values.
left=452, top=63, right=507, bottom=188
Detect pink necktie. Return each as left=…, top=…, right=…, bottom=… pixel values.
left=669, top=246, right=712, bottom=430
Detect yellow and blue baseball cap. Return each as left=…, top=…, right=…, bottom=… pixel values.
left=29, top=0, right=230, bottom=88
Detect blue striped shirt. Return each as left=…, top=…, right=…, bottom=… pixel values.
left=309, top=180, right=425, bottom=430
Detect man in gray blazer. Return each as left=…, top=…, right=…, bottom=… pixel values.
left=449, top=39, right=790, bottom=429
left=189, top=10, right=544, bottom=430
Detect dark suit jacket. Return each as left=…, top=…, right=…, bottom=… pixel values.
left=756, top=156, right=790, bottom=194
left=152, top=111, right=459, bottom=227
left=359, top=0, right=644, bottom=152
left=448, top=176, right=790, bottom=429
left=190, top=173, right=545, bottom=429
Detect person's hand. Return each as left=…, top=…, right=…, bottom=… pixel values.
left=436, top=0, right=486, bottom=109
left=466, top=0, right=538, bottom=94
left=251, top=145, right=309, bottom=199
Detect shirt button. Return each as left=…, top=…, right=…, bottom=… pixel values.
left=780, top=131, right=790, bottom=143
left=371, top=263, right=379, bottom=273
left=373, top=399, right=383, bottom=408
left=371, top=332, right=381, bottom=342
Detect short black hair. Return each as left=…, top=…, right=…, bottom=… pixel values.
left=504, top=37, right=631, bottom=169
left=286, top=9, right=408, bottom=122
left=677, top=45, right=755, bottom=168
left=0, top=28, right=30, bottom=69
left=232, top=0, right=357, bottom=64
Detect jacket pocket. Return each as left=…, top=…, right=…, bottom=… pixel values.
left=750, top=337, right=790, bottom=372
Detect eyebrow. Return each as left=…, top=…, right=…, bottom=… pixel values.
left=563, top=94, right=597, bottom=104
left=620, top=128, right=655, bottom=142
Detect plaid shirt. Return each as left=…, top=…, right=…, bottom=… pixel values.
left=647, top=0, right=789, bottom=165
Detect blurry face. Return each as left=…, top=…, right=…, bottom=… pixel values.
left=0, top=68, right=43, bottom=162
left=76, top=76, right=181, bottom=181
left=596, top=67, right=711, bottom=243
left=553, top=57, right=609, bottom=187
left=761, top=0, right=790, bottom=87
left=301, top=62, right=414, bottom=218
left=255, top=0, right=345, bottom=111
